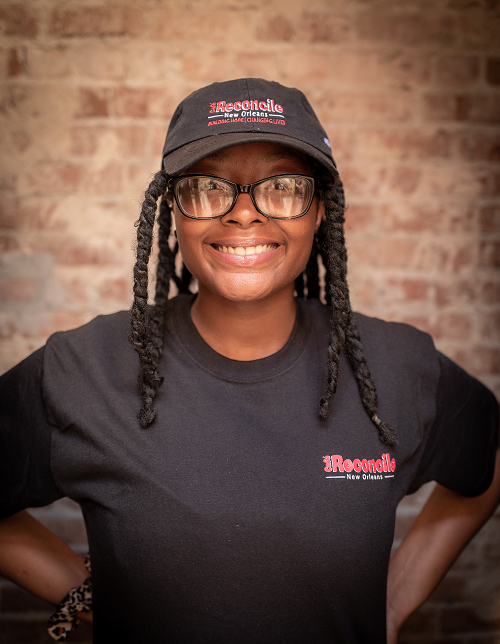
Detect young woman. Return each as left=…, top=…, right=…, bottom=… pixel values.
left=0, top=78, right=499, bottom=644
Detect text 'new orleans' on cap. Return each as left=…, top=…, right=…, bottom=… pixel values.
left=162, top=78, right=338, bottom=177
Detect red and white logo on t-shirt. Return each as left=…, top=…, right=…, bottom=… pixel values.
left=322, top=454, right=396, bottom=480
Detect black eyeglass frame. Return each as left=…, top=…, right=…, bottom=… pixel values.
left=168, top=174, right=317, bottom=221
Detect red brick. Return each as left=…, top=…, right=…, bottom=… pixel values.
left=441, top=607, right=496, bottom=634
left=486, top=57, right=500, bottom=85
left=181, top=50, right=230, bottom=82
left=480, top=206, right=500, bottom=233
left=436, top=280, right=476, bottom=307
left=423, top=94, right=500, bottom=123
left=356, top=11, right=455, bottom=46
left=476, top=169, right=500, bottom=197
left=390, top=167, right=421, bottom=194
left=420, top=240, right=474, bottom=273
left=73, top=44, right=124, bottom=80
left=98, top=278, right=130, bottom=302
left=0, top=277, right=38, bottom=301
left=33, top=236, right=120, bottom=266
left=149, top=8, right=248, bottom=43
left=50, top=7, right=142, bottom=37
left=11, top=129, right=31, bottom=153
left=27, top=162, right=83, bottom=194
left=458, top=13, right=500, bottom=49
left=480, top=312, right=500, bottom=341
left=0, top=198, right=64, bottom=231
left=301, top=12, right=351, bottom=43
left=357, top=129, right=450, bottom=160
left=436, top=55, right=480, bottom=85
left=237, top=53, right=280, bottom=80
left=82, top=162, right=122, bottom=196
left=433, top=313, right=473, bottom=341
left=0, top=6, right=37, bottom=37
left=318, top=91, right=413, bottom=123
left=256, top=14, right=295, bottom=41
left=339, top=165, right=388, bottom=197
left=450, top=347, right=500, bottom=375
left=422, top=166, right=492, bottom=199
left=479, top=279, right=500, bottom=306
left=77, top=88, right=110, bottom=117
left=348, top=277, right=377, bottom=310
left=282, top=51, right=332, bottom=82
left=70, top=125, right=148, bottom=157
left=350, top=239, right=417, bottom=269
left=457, top=131, right=500, bottom=162
left=464, top=95, right=500, bottom=123
left=381, top=278, right=431, bottom=306
left=27, top=45, right=70, bottom=78
left=335, top=50, right=431, bottom=86
left=61, top=277, right=90, bottom=305
left=0, top=234, right=19, bottom=252
left=6, top=47, right=21, bottom=77
left=150, top=126, right=168, bottom=158
left=345, top=205, right=374, bottom=232
left=115, top=88, right=177, bottom=119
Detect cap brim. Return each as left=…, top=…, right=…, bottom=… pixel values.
left=162, top=132, right=338, bottom=177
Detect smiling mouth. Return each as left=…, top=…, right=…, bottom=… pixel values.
left=211, top=243, right=279, bottom=256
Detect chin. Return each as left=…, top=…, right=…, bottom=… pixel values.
left=210, top=275, right=281, bottom=303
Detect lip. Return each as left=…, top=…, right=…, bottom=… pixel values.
left=205, top=240, right=283, bottom=266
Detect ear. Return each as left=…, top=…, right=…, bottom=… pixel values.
left=315, top=196, right=325, bottom=232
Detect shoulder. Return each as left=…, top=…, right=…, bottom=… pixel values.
left=353, top=312, right=436, bottom=361
left=46, top=310, right=130, bottom=356
left=43, top=310, right=136, bottom=397
left=303, top=299, right=436, bottom=362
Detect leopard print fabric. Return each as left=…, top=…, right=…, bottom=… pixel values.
left=47, top=554, right=92, bottom=641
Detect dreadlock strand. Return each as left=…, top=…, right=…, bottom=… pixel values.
left=345, top=322, right=399, bottom=447
left=129, top=169, right=168, bottom=428
left=148, top=195, right=175, bottom=359
left=311, top=161, right=397, bottom=445
left=318, top=172, right=352, bottom=418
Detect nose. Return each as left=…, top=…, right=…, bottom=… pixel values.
left=221, top=193, right=267, bottom=227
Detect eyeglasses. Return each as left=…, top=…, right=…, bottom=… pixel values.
left=168, top=174, right=316, bottom=220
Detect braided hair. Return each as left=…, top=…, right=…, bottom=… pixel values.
left=130, top=163, right=398, bottom=447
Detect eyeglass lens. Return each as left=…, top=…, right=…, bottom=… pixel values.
left=175, top=176, right=313, bottom=219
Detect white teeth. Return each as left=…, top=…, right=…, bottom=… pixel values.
left=215, top=244, right=277, bottom=255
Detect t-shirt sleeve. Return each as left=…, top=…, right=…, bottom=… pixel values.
left=0, top=347, right=62, bottom=519
left=408, top=351, right=499, bottom=497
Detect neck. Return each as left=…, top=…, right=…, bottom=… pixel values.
left=190, top=286, right=297, bottom=361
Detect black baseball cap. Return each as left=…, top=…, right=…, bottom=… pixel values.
left=162, top=78, right=338, bottom=177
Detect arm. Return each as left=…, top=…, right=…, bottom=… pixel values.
left=0, top=510, right=92, bottom=624
left=387, top=441, right=500, bottom=643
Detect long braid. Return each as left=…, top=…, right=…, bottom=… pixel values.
left=147, top=195, right=175, bottom=366
left=129, top=169, right=169, bottom=428
left=318, top=171, right=351, bottom=419
left=310, top=161, right=398, bottom=447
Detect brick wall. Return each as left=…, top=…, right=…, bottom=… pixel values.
left=0, top=0, right=499, bottom=642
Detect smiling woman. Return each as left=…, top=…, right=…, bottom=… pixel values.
left=0, top=78, right=499, bottom=644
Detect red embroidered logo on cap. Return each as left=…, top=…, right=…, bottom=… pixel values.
left=207, top=98, right=286, bottom=127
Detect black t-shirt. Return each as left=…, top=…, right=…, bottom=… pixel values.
left=0, top=296, right=498, bottom=643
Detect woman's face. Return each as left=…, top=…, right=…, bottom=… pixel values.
left=171, top=141, right=324, bottom=304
